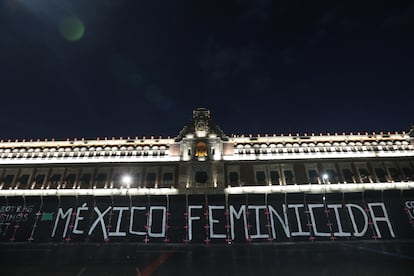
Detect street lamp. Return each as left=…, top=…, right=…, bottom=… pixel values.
left=322, top=174, right=329, bottom=201
left=121, top=175, right=132, bottom=188
left=322, top=173, right=329, bottom=184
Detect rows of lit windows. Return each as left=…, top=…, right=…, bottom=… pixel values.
left=0, top=145, right=168, bottom=159
left=226, top=161, right=414, bottom=187
left=1, top=161, right=413, bottom=190
left=0, top=167, right=175, bottom=190
left=235, top=140, right=412, bottom=155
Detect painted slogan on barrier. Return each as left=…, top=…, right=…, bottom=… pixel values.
left=1, top=192, right=414, bottom=243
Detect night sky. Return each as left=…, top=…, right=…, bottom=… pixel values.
left=1, top=0, right=413, bottom=140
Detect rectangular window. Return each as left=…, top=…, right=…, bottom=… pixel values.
left=325, top=169, right=338, bottom=183
left=195, top=171, right=208, bottom=184
left=162, top=172, right=174, bottom=187
left=342, top=169, right=354, bottom=183
left=34, top=174, right=45, bottom=188
left=358, top=168, right=370, bottom=183
left=65, top=174, right=76, bottom=188
left=402, top=167, right=414, bottom=181
left=388, top=168, right=401, bottom=182
left=80, top=174, right=91, bottom=188
left=50, top=174, right=61, bottom=183
left=284, top=170, right=295, bottom=185
left=146, top=173, right=157, bottom=188
left=18, top=174, right=30, bottom=188
left=229, top=171, right=239, bottom=186
left=49, top=174, right=62, bottom=189
left=375, top=168, right=387, bottom=182
left=112, top=173, right=121, bottom=187
left=95, top=173, right=107, bottom=188
left=134, top=173, right=141, bottom=187
left=2, top=174, right=15, bottom=189
left=308, top=170, right=319, bottom=183
left=270, top=170, right=280, bottom=184
left=255, top=171, right=266, bottom=185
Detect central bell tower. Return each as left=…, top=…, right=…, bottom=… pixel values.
left=175, top=108, right=228, bottom=188
left=176, top=107, right=227, bottom=161
left=193, top=108, right=210, bottom=138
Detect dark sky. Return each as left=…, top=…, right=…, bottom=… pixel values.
left=1, top=0, right=413, bottom=140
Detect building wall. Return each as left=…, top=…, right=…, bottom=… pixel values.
left=1, top=158, right=413, bottom=190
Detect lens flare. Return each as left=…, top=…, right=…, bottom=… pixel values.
left=59, top=16, right=85, bottom=41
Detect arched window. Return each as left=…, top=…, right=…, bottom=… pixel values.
left=195, top=142, right=207, bottom=157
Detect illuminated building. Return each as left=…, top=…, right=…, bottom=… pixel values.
left=0, top=108, right=413, bottom=243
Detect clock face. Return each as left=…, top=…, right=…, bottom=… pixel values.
left=195, top=121, right=207, bottom=131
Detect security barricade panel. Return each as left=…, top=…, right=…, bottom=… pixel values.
left=0, top=193, right=414, bottom=243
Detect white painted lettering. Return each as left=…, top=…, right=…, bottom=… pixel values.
left=268, top=204, right=290, bottom=238
left=148, top=206, right=167, bottom=238
left=229, top=205, right=248, bottom=240
left=73, top=203, right=88, bottom=235
left=248, top=205, right=269, bottom=239
left=129, top=207, right=146, bottom=236
left=327, top=204, right=351, bottom=237
left=51, top=208, right=72, bottom=238
left=88, top=206, right=112, bottom=239
left=308, top=204, right=330, bottom=237
left=367, top=203, right=395, bottom=238
left=208, top=205, right=226, bottom=239
left=109, top=207, right=128, bottom=237
left=346, top=204, right=368, bottom=237
left=188, top=205, right=202, bottom=241
left=288, top=204, right=310, bottom=236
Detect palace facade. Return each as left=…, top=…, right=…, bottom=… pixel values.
left=1, top=108, right=414, bottom=244
left=0, top=108, right=413, bottom=195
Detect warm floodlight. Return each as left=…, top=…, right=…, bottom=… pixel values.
left=121, top=175, right=132, bottom=186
